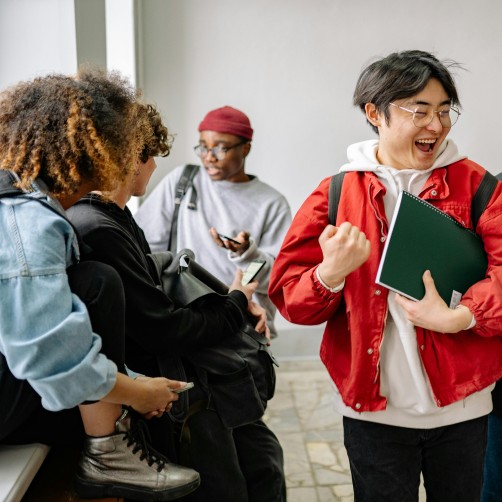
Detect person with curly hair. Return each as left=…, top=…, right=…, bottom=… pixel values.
left=67, top=102, right=287, bottom=501
left=0, top=68, right=200, bottom=501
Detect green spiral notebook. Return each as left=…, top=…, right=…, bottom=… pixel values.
left=375, top=191, right=488, bottom=307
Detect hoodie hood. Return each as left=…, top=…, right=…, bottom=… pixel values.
left=339, top=138, right=466, bottom=173
left=339, top=139, right=468, bottom=218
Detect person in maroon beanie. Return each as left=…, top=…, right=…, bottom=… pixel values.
left=135, top=106, right=292, bottom=339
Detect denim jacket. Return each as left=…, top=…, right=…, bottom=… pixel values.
left=0, top=173, right=116, bottom=411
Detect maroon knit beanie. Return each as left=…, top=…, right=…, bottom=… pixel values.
left=198, top=106, right=253, bottom=140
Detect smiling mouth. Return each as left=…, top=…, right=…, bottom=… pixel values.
left=416, top=139, right=436, bottom=153
left=205, top=165, right=222, bottom=175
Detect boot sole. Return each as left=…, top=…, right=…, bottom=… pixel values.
left=74, top=474, right=201, bottom=501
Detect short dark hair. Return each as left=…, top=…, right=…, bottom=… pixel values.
left=353, top=50, right=462, bottom=134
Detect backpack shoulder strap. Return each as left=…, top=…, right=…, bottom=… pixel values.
left=168, top=164, right=199, bottom=252
left=328, top=172, right=346, bottom=225
left=471, top=171, right=499, bottom=230
left=327, top=169, right=500, bottom=231
left=174, top=164, right=199, bottom=209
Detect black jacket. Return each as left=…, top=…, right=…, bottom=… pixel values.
left=67, top=195, right=248, bottom=377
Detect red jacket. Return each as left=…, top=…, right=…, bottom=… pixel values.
left=269, top=160, right=502, bottom=412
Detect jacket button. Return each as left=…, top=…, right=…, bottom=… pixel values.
left=375, top=289, right=381, bottom=295
left=420, top=344, right=425, bottom=350
left=367, top=348, right=373, bottom=355
left=380, top=236, right=386, bottom=242
left=431, top=189, right=438, bottom=196
left=355, top=403, right=361, bottom=410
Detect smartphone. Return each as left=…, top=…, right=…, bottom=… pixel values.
left=172, top=382, right=194, bottom=394
left=241, top=259, right=266, bottom=285
left=218, top=233, right=241, bottom=245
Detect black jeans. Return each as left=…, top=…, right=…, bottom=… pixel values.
left=343, top=415, right=488, bottom=502
left=179, top=408, right=286, bottom=502
left=0, top=261, right=126, bottom=446
left=481, top=413, right=502, bottom=502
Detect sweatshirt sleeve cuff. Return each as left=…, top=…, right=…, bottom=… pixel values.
left=316, top=267, right=345, bottom=293
left=228, top=238, right=258, bottom=262
left=465, top=316, right=476, bottom=330
left=456, top=304, right=476, bottom=330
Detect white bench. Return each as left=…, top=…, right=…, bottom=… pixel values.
left=0, top=443, right=50, bottom=502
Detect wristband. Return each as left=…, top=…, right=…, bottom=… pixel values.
left=455, top=305, right=476, bottom=330
left=316, top=267, right=345, bottom=293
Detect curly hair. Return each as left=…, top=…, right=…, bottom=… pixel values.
left=138, top=103, right=172, bottom=164
left=0, top=67, right=146, bottom=197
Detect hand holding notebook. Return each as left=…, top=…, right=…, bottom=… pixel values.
left=376, top=191, right=488, bottom=308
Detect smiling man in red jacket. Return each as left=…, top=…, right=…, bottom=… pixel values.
left=269, top=50, right=502, bottom=502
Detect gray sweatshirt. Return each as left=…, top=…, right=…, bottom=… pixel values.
left=134, top=164, right=292, bottom=336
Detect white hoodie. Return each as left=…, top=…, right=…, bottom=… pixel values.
left=331, top=139, right=494, bottom=428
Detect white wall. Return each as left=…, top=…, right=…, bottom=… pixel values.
left=3, top=0, right=501, bottom=215
left=137, top=0, right=502, bottom=215
left=0, top=0, right=77, bottom=89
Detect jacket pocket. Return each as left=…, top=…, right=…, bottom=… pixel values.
left=206, top=362, right=265, bottom=429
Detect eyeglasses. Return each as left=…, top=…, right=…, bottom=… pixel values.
left=389, top=102, right=460, bottom=128
left=193, top=141, right=247, bottom=161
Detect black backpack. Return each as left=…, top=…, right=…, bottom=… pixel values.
left=147, top=249, right=278, bottom=429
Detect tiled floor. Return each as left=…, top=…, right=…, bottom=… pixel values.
left=264, top=358, right=353, bottom=501
left=264, top=328, right=426, bottom=502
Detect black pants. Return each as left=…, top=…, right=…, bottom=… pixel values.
left=177, top=407, right=286, bottom=502
left=0, top=261, right=126, bottom=446
left=344, top=415, right=487, bottom=502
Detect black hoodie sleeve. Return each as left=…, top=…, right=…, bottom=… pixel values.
left=67, top=201, right=247, bottom=359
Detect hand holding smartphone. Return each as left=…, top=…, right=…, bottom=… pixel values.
left=217, top=233, right=241, bottom=245
left=241, top=259, right=266, bottom=285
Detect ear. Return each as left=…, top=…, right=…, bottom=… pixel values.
left=243, top=142, right=251, bottom=158
left=365, top=103, right=382, bottom=128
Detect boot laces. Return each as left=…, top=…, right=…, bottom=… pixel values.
left=123, top=417, right=169, bottom=473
